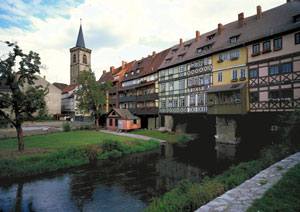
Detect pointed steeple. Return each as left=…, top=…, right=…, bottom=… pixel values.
left=76, top=20, right=85, bottom=48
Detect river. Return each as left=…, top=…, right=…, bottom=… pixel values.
left=0, top=136, right=251, bottom=212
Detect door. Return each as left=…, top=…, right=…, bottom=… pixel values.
left=118, top=120, right=123, bottom=129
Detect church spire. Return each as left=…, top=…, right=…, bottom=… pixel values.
left=75, top=19, right=85, bottom=48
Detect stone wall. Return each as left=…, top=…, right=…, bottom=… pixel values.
left=215, top=116, right=240, bottom=145
left=164, top=115, right=174, bottom=132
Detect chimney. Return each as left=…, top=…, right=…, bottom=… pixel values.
left=110, top=66, right=114, bottom=73
left=179, top=38, right=183, bottom=46
left=43, top=75, right=46, bottom=80
left=122, top=61, right=125, bottom=69
left=238, top=13, right=244, bottom=28
left=152, top=51, right=156, bottom=56
left=103, top=70, right=107, bottom=75
left=257, top=6, right=262, bottom=20
left=218, top=23, right=223, bottom=34
left=196, top=31, right=200, bottom=41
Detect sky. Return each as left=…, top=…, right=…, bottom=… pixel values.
left=0, top=0, right=286, bottom=84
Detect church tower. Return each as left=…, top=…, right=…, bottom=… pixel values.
left=70, top=23, right=91, bottom=84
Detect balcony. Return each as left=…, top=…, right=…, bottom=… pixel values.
left=207, top=102, right=247, bottom=115
left=119, top=95, right=136, bottom=103
left=136, top=93, right=158, bottom=101
left=136, top=107, right=159, bottom=115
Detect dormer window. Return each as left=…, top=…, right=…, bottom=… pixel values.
left=229, top=35, right=239, bottom=43
left=197, top=48, right=202, bottom=54
left=204, top=44, right=211, bottom=51
left=136, top=69, right=140, bottom=74
left=184, top=44, right=191, bottom=50
left=178, top=54, right=184, bottom=60
left=131, top=71, right=134, bottom=76
left=125, top=73, right=128, bottom=77
left=166, top=59, right=171, bottom=64
left=137, top=62, right=141, bottom=68
left=207, top=34, right=215, bottom=41
left=171, top=49, right=177, bottom=54
left=294, top=14, right=300, bottom=24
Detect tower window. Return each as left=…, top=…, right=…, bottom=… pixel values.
left=73, top=54, right=76, bottom=63
left=83, top=54, right=87, bottom=64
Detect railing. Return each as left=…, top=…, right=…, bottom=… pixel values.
left=119, top=96, right=137, bottom=103
left=136, top=107, right=159, bottom=115
left=159, top=106, right=207, bottom=114
left=136, top=93, right=158, bottom=101
left=207, top=102, right=246, bottom=115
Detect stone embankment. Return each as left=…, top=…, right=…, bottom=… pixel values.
left=195, top=152, right=300, bottom=212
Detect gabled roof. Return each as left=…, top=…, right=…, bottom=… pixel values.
left=62, top=84, right=77, bottom=94
left=109, top=108, right=139, bottom=120
left=53, top=82, right=68, bottom=91
left=122, top=48, right=171, bottom=82
left=76, top=24, right=86, bottom=48
left=158, top=1, right=300, bottom=70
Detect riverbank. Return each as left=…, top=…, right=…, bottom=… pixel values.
left=145, top=143, right=300, bottom=212
left=0, top=131, right=160, bottom=179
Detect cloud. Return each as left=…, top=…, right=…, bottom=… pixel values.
left=0, top=0, right=286, bottom=84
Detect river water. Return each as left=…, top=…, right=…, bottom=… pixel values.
left=0, top=138, right=239, bottom=212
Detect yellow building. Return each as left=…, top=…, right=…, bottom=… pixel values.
left=208, top=47, right=248, bottom=114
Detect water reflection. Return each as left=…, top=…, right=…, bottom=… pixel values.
left=0, top=137, right=230, bottom=212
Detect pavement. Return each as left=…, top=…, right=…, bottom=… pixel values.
left=99, top=129, right=167, bottom=143
left=194, top=152, right=300, bottom=212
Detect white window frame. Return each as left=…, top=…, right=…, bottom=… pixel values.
left=232, top=69, right=238, bottom=80
left=217, top=72, right=223, bottom=82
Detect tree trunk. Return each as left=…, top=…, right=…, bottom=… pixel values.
left=16, top=125, right=24, bottom=152
left=95, top=117, right=99, bottom=131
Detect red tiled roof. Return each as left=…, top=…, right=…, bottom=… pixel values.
left=53, top=82, right=68, bottom=91
left=62, top=84, right=77, bottom=94
left=158, top=1, right=300, bottom=70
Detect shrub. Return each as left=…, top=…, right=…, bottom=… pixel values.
left=101, top=139, right=124, bottom=152
left=62, top=121, right=71, bottom=132
left=178, top=134, right=192, bottom=144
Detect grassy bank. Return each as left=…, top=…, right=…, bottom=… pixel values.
left=247, top=161, right=300, bottom=212
left=0, top=132, right=160, bottom=179
left=130, top=130, right=192, bottom=143
left=145, top=143, right=299, bottom=212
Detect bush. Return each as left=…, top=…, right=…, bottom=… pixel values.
left=178, top=134, right=192, bottom=144
left=62, top=121, right=71, bottom=132
left=101, top=139, right=124, bottom=152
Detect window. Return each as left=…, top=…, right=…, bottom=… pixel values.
left=253, top=44, right=260, bottom=55
left=250, top=92, right=258, bottom=102
left=273, top=38, right=282, bottom=50
left=207, top=34, right=215, bottom=41
left=179, top=79, right=185, bottom=89
left=115, top=119, right=118, bottom=126
left=83, top=54, right=87, bottom=64
left=179, top=65, right=184, bottom=73
left=168, top=100, right=173, bottom=107
left=204, top=44, right=211, bottom=51
left=269, top=90, right=280, bottom=99
left=168, top=68, right=174, bottom=75
left=136, top=69, right=140, bottom=74
left=294, top=14, right=300, bottom=24
left=188, top=78, right=193, bottom=87
left=217, top=72, right=223, bottom=82
left=198, top=95, right=204, bottom=105
left=230, top=36, right=238, bottom=43
left=178, top=54, right=184, bottom=60
left=263, top=41, right=271, bottom=52
left=179, top=98, right=185, bottom=107
left=73, top=54, right=76, bottom=63
left=171, top=49, right=177, bottom=54
left=197, top=48, right=202, bottom=54
left=169, top=82, right=174, bottom=91
left=161, top=83, right=166, bottom=92
left=282, top=63, right=292, bottom=74
left=161, top=100, right=166, bottom=108
left=249, top=68, right=258, bottom=78
left=218, top=54, right=223, bottom=61
left=190, top=95, right=195, bottom=106
left=295, top=33, right=300, bottom=45
left=269, top=65, right=279, bottom=75
left=184, top=44, right=190, bottom=50
left=109, top=119, right=112, bottom=126
left=240, top=68, right=246, bottom=79
left=125, top=73, right=128, bottom=77
left=160, top=70, right=165, bottom=77
left=281, top=89, right=293, bottom=99
left=232, top=69, right=238, bottom=80
left=200, top=77, right=204, bottom=85
left=131, top=71, right=134, bottom=76
left=166, top=59, right=171, bottom=64
left=205, top=75, right=210, bottom=85
left=137, top=62, right=141, bottom=68
left=173, top=99, right=178, bottom=107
